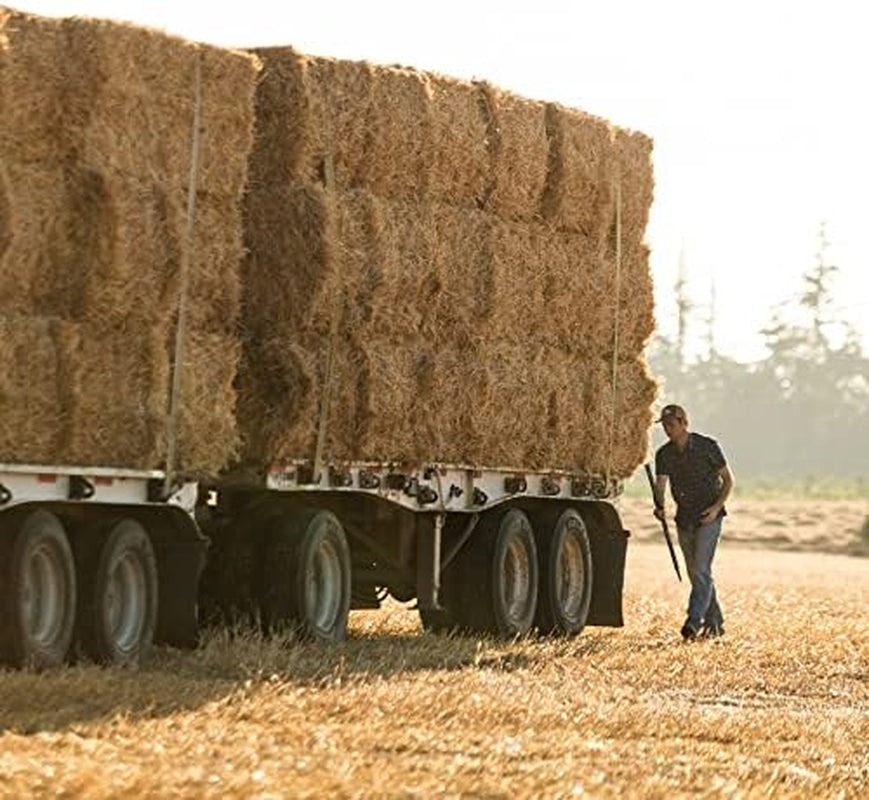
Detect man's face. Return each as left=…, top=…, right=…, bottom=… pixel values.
left=662, top=414, right=688, bottom=441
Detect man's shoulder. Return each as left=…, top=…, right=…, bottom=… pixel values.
left=691, top=432, right=718, bottom=447
left=655, top=440, right=675, bottom=458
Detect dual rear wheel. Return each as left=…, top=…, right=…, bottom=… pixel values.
left=421, top=506, right=592, bottom=639
left=0, top=511, right=158, bottom=669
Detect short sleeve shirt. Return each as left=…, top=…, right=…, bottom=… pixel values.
left=655, top=432, right=727, bottom=529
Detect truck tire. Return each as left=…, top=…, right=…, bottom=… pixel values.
left=76, top=519, right=158, bottom=667
left=0, top=510, right=77, bottom=669
left=535, top=507, right=593, bottom=636
left=262, top=509, right=351, bottom=642
left=464, top=508, right=539, bottom=637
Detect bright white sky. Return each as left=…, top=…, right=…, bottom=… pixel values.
left=10, top=0, right=869, bottom=362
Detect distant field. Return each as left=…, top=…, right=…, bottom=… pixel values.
left=1, top=533, right=866, bottom=797
left=621, top=473, right=869, bottom=502
left=618, top=496, right=869, bottom=556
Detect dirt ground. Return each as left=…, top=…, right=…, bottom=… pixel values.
left=0, top=502, right=866, bottom=798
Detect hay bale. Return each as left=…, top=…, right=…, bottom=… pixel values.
left=0, top=315, right=64, bottom=463
left=55, top=321, right=169, bottom=469
left=358, top=64, right=433, bottom=200
left=581, top=357, right=658, bottom=477
left=248, top=49, right=373, bottom=191
left=175, top=331, right=240, bottom=475
left=67, top=17, right=259, bottom=199
left=541, top=104, right=614, bottom=242
left=612, top=127, right=654, bottom=252
left=428, top=75, right=489, bottom=207
left=364, top=194, right=436, bottom=340
left=0, top=161, right=242, bottom=335
left=536, top=226, right=610, bottom=355
left=305, top=56, right=373, bottom=189
left=235, top=335, right=319, bottom=468
left=241, top=180, right=338, bottom=342
left=0, top=9, right=77, bottom=161
left=588, top=242, right=656, bottom=358
left=246, top=47, right=308, bottom=188
left=477, top=83, right=548, bottom=221
left=425, top=203, right=492, bottom=344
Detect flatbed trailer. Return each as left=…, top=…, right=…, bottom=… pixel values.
left=0, top=457, right=629, bottom=669
left=198, top=460, right=630, bottom=644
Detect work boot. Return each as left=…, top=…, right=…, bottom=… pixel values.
left=700, top=622, right=725, bottom=639
left=680, top=619, right=699, bottom=641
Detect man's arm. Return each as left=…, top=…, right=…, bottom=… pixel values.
left=653, top=473, right=668, bottom=521
left=699, top=464, right=734, bottom=524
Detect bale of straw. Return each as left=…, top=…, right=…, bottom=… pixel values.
left=358, top=64, right=433, bottom=200
left=485, top=217, right=548, bottom=340
left=363, top=193, right=436, bottom=340
left=581, top=357, right=658, bottom=477
left=425, top=202, right=492, bottom=345
left=0, top=314, right=64, bottom=463
left=342, top=340, right=424, bottom=464
left=241, top=180, right=338, bottom=342
left=476, top=83, right=548, bottom=221
left=612, top=126, right=654, bottom=253
left=0, top=9, right=77, bottom=162
left=428, top=75, right=489, bottom=207
left=235, top=335, right=319, bottom=469
left=0, top=161, right=243, bottom=336
left=541, top=104, right=615, bottom=242
left=54, top=321, right=169, bottom=469
left=67, top=17, right=259, bottom=200
left=246, top=47, right=309, bottom=188
left=536, top=226, right=610, bottom=355
left=304, top=56, right=373, bottom=189
left=248, top=50, right=373, bottom=190
left=174, top=331, right=241, bottom=475
left=589, top=241, right=656, bottom=358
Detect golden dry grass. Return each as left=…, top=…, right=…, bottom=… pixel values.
left=1, top=533, right=865, bottom=797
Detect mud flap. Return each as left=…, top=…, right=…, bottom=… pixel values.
left=153, top=537, right=208, bottom=648
left=586, top=528, right=629, bottom=627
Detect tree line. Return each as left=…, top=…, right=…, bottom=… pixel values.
left=647, top=226, right=868, bottom=478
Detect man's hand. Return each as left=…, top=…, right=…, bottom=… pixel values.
left=653, top=506, right=666, bottom=522
left=699, top=505, right=721, bottom=525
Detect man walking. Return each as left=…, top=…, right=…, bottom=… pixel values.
left=653, top=404, right=734, bottom=640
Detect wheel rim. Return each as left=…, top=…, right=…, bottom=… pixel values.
left=22, top=543, right=67, bottom=647
left=105, top=552, right=147, bottom=652
left=556, top=529, right=585, bottom=618
left=500, top=536, right=532, bottom=626
left=306, top=536, right=342, bottom=632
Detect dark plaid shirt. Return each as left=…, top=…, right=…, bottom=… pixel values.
left=655, top=432, right=728, bottom=529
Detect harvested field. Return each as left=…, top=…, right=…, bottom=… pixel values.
left=620, top=495, right=869, bottom=556
left=1, top=534, right=865, bottom=797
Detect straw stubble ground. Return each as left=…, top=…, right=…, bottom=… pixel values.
left=1, top=523, right=866, bottom=797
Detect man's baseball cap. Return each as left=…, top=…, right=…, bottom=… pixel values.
left=656, top=404, right=686, bottom=423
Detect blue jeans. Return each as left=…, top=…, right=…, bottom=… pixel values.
left=677, top=517, right=724, bottom=629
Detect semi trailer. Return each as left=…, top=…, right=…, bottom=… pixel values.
left=0, top=454, right=628, bottom=669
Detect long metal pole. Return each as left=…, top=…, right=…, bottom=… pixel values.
left=644, top=463, right=683, bottom=582
left=165, top=54, right=203, bottom=496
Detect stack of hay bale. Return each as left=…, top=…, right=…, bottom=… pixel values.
left=238, top=50, right=657, bottom=477
left=0, top=7, right=260, bottom=473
